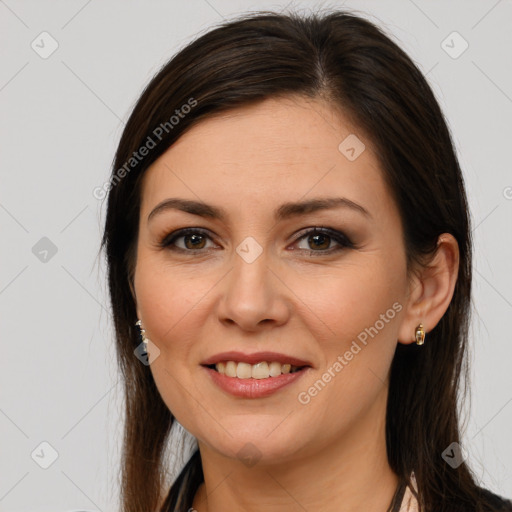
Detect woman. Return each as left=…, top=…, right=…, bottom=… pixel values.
left=100, top=9, right=512, bottom=512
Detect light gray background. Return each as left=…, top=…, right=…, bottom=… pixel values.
left=1, top=0, right=511, bottom=510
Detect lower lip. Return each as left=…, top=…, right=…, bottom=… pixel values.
left=203, top=366, right=310, bottom=398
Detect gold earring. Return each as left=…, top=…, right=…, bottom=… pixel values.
left=135, top=319, right=148, bottom=351
left=415, top=323, right=425, bottom=345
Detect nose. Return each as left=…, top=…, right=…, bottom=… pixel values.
left=216, top=246, right=291, bottom=332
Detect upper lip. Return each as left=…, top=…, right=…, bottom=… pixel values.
left=201, top=351, right=312, bottom=367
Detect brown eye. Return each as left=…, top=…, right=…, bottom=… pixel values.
left=306, top=233, right=331, bottom=250
left=182, top=233, right=207, bottom=250
left=293, top=227, right=353, bottom=254
left=160, top=228, right=215, bottom=252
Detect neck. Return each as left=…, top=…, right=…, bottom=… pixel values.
left=191, top=388, right=400, bottom=512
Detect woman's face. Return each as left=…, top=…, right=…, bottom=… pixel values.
left=133, top=95, right=412, bottom=464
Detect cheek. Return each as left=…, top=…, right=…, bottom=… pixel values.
left=133, top=256, right=214, bottom=424
left=133, top=252, right=223, bottom=394
left=291, top=260, right=406, bottom=416
left=295, top=262, right=403, bottom=411
left=134, top=251, right=205, bottom=340
left=296, top=260, right=405, bottom=348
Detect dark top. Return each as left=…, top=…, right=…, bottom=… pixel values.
left=478, top=488, right=512, bottom=511
left=385, top=479, right=512, bottom=512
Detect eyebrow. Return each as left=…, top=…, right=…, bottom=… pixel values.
left=147, top=196, right=371, bottom=224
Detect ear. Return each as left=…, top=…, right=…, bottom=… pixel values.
left=397, top=233, right=459, bottom=344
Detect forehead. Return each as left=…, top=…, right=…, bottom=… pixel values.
left=139, top=95, right=388, bottom=220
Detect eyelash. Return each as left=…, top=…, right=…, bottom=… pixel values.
left=158, top=227, right=354, bottom=256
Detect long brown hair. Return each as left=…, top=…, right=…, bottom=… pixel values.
left=100, top=9, right=506, bottom=512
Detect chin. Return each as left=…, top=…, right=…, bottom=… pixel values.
left=195, top=423, right=310, bottom=466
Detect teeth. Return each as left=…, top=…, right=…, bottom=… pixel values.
left=215, top=361, right=301, bottom=379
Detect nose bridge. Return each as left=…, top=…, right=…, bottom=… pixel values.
left=218, top=234, right=289, bottom=329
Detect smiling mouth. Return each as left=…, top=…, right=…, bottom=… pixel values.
left=205, top=361, right=307, bottom=379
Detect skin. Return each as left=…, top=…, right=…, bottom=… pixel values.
left=131, top=95, right=459, bottom=512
